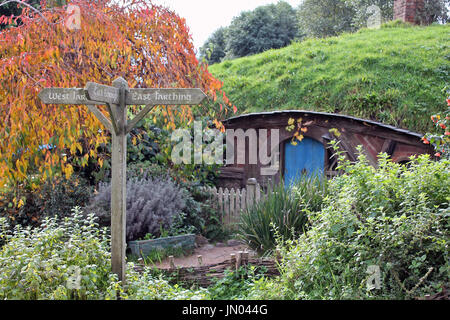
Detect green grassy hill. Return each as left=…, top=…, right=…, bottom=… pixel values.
left=209, top=23, right=450, bottom=133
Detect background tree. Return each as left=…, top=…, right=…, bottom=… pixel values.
left=297, top=0, right=356, bottom=38
left=0, top=0, right=41, bottom=29
left=199, top=26, right=228, bottom=65
left=416, top=0, right=450, bottom=24
left=224, top=1, right=298, bottom=59
left=0, top=0, right=229, bottom=189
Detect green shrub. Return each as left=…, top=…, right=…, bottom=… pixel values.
left=122, top=264, right=209, bottom=300
left=0, top=175, right=92, bottom=228
left=0, top=208, right=211, bottom=300
left=0, top=208, right=120, bottom=299
left=208, top=265, right=267, bottom=300
left=238, top=176, right=328, bottom=254
left=252, top=153, right=449, bottom=300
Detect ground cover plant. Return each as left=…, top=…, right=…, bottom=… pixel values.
left=238, top=176, right=328, bottom=254
left=0, top=175, right=92, bottom=229
left=209, top=23, right=449, bottom=133
left=0, top=208, right=209, bottom=300
left=248, top=151, right=449, bottom=300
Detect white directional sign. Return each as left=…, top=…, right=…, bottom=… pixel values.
left=38, top=88, right=104, bottom=105
left=126, top=88, right=207, bottom=105
left=38, top=77, right=208, bottom=285
left=85, top=82, right=120, bottom=104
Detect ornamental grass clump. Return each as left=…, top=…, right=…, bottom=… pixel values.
left=238, top=176, right=328, bottom=253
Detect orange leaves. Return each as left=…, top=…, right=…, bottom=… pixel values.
left=0, top=0, right=229, bottom=187
left=286, top=117, right=313, bottom=146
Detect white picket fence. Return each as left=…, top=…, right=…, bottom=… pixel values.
left=201, top=178, right=270, bottom=229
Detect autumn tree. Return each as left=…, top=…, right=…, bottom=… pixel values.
left=0, top=0, right=231, bottom=190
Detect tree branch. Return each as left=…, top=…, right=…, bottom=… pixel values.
left=0, top=0, right=52, bottom=25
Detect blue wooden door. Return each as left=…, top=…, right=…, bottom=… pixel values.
left=284, top=137, right=325, bottom=187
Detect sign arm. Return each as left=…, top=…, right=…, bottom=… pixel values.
left=126, top=104, right=156, bottom=134
left=86, top=104, right=114, bottom=133
left=105, top=102, right=119, bottom=135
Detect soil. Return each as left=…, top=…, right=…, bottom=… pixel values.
left=150, top=240, right=255, bottom=269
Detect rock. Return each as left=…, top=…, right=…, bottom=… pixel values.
left=227, top=239, right=242, bottom=247
left=195, top=235, right=209, bottom=246
left=215, top=242, right=227, bottom=247
left=203, top=244, right=215, bottom=250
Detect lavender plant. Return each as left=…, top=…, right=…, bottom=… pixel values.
left=87, top=177, right=187, bottom=241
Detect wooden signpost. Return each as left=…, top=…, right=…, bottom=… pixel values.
left=39, top=77, right=207, bottom=283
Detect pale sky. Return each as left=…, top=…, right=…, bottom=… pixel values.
left=151, top=0, right=303, bottom=50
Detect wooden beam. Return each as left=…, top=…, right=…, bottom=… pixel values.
left=86, top=105, right=113, bottom=133
left=381, top=139, right=397, bottom=157
left=126, top=104, right=155, bottom=134
left=110, top=77, right=129, bottom=284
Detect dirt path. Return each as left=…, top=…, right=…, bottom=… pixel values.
left=151, top=241, right=256, bottom=269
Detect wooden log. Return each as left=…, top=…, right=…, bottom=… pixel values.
left=230, top=253, right=236, bottom=267
left=242, top=251, right=249, bottom=266
left=236, top=251, right=243, bottom=270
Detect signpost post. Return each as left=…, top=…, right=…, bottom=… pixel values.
left=39, top=77, right=207, bottom=283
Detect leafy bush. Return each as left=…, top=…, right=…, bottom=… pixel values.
left=183, top=184, right=226, bottom=241
left=238, top=176, right=327, bottom=254
left=0, top=175, right=92, bottom=228
left=122, top=264, right=209, bottom=300
left=0, top=208, right=211, bottom=300
left=251, top=153, right=449, bottom=300
left=422, top=95, right=450, bottom=159
left=0, top=208, right=120, bottom=299
left=86, top=176, right=187, bottom=241
left=208, top=265, right=267, bottom=300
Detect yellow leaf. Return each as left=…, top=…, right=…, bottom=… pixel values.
left=288, top=118, right=295, bottom=125
left=64, top=164, right=73, bottom=180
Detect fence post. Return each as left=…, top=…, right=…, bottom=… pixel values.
left=218, top=187, right=223, bottom=219
left=246, top=178, right=257, bottom=208
left=223, top=188, right=229, bottom=224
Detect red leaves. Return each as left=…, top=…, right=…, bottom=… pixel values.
left=0, top=0, right=228, bottom=187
